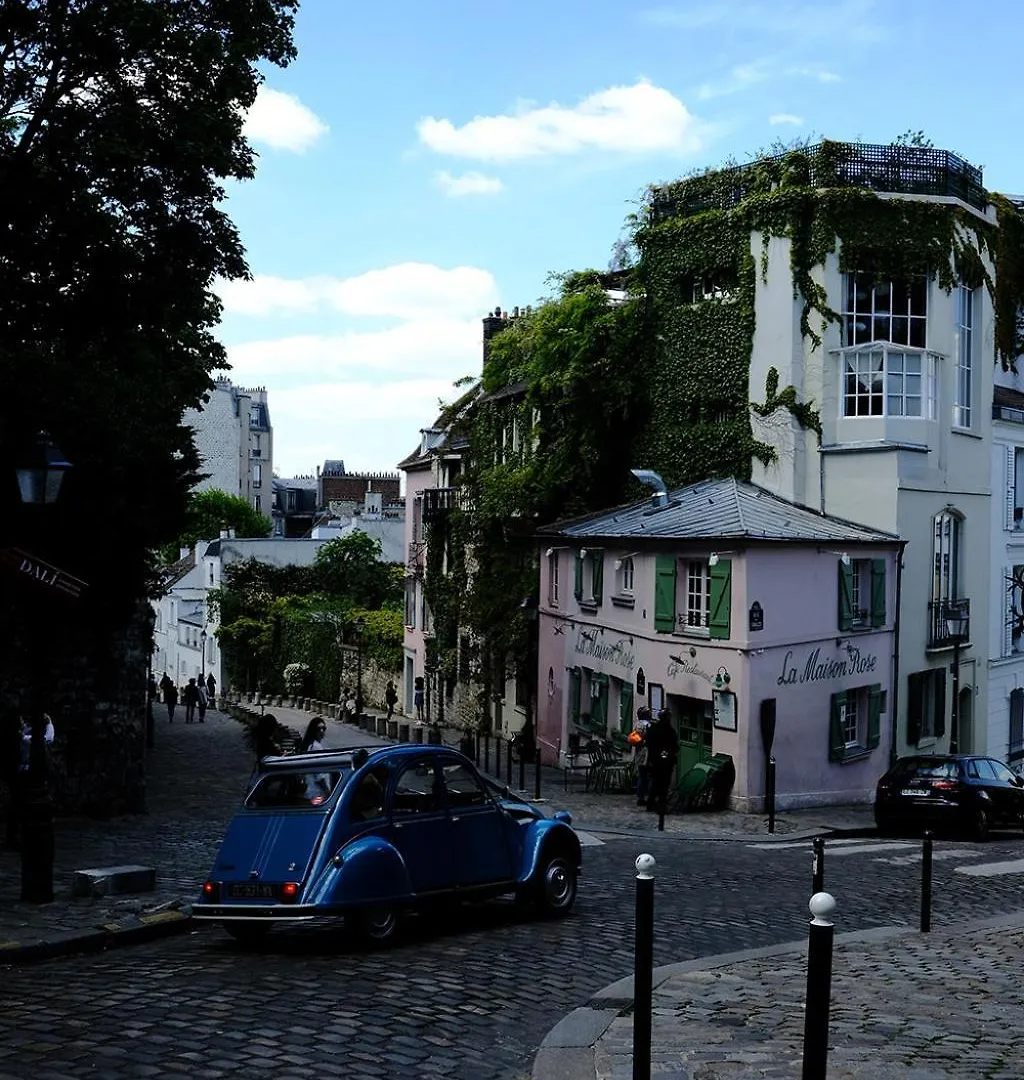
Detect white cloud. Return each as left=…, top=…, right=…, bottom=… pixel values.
left=243, top=86, right=328, bottom=152
left=216, top=263, right=499, bottom=322
left=417, top=80, right=704, bottom=161
left=697, top=63, right=770, bottom=101
left=769, top=113, right=805, bottom=126
left=435, top=170, right=504, bottom=196
left=788, top=66, right=842, bottom=83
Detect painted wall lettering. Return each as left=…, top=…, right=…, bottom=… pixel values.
left=776, top=645, right=878, bottom=687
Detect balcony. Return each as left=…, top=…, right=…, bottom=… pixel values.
left=928, top=598, right=970, bottom=650
left=407, top=541, right=425, bottom=574
left=422, top=486, right=462, bottom=522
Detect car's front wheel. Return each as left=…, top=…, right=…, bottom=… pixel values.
left=224, top=921, right=272, bottom=944
left=347, top=905, right=400, bottom=945
left=536, top=854, right=577, bottom=916
left=973, top=805, right=992, bottom=842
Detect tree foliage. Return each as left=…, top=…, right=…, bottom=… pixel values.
left=0, top=0, right=298, bottom=618
left=160, top=488, right=271, bottom=561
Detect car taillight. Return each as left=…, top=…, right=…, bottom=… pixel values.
left=281, top=882, right=300, bottom=902
left=931, top=780, right=958, bottom=791
left=202, top=881, right=219, bottom=901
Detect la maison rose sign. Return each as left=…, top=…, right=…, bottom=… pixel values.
left=776, top=645, right=878, bottom=687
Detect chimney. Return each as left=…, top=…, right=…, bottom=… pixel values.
left=482, top=306, right=507, bottom=364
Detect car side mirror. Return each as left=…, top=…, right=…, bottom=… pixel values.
left=1014, top=775, right=1024, bottom=787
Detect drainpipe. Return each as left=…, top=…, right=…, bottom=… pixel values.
left=889, top=540, right=909, bottom=767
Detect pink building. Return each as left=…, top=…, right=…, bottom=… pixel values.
left=536, top=476, right=902, bottom=811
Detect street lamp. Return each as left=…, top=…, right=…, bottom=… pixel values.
left=353, top=616, right=366, bottom=720
left=944, top=599, right=970, bottom=750
left=200, top=628, right=207, bottom=681
left=15, top=432, right=72, bottom=904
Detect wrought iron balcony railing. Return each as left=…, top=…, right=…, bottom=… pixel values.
left=422, top=486, right=463, bottom=521
left=928, top=597, right=970, bottom=650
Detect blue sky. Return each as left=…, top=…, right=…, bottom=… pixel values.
left=216, top=0, right=1024, bottom=478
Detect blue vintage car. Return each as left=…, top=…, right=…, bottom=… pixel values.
left=193, top=742, right=582, bottom=944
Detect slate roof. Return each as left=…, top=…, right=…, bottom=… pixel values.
left=161, top=549, right=195, bottom=587
left=539, top=477, right=899, bottom=545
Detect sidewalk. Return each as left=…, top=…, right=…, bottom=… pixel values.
left=534, top=909, right=1024, bottom=1080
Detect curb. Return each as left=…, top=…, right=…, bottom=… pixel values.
left=558, top=822, right=877, bottom=844
left=531, top=908, right=1024, bottom=1080
left=0, top=908, right=192, bottom=966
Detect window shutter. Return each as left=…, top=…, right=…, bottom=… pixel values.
left=1006, top=445, right=1017, bottom=531
left=906, top=671, right=923, bottom=746
left=866, top=684, right=882, bottom=750
left=708, top=558, right=732, bottom=640
left=654, top=555, right=677, bottom=633
left=569, top=667, right=581, bottom=724
left=838, top=560, right=854, bottom=631
left=934, top=668, right=946, bottom=738
left=574, top=553, right=583, bottom=601
left=1003, top=565, right=1014, bottom=658
left=828, top=692, right=847, bottom=762
left=592, top=552, right=604, bottom=606
left=870, top=560, right=886, bottom=627
left=619, top=682, right=634, bottom=732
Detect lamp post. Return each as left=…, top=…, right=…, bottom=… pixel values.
left=14, top=432, right=72, bottom=904
left=353, top=616, right=366, bottom=720
left=520, top=595, right=540, bottom=799
left=944, top=600, right=970, bottom=751
left=200, top=628, right=207, bottom=681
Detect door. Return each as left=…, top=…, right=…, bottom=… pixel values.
left=438, top=758, right=515, bottom=887
left=676, top=697, right=713, bottom=777
left=404, top=655, right=415, bottom=715
left=388, top=757, right=454, bottom=894
left=983, top=758, right=1024, bottom=824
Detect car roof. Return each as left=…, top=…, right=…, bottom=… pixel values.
left=258, top=743, right=465, bottom=772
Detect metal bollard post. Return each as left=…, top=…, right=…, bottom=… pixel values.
left=801, top=892, right=836, bottom=1080
left=920, top=830, right=933, bottom=933
left=632, top=853, right=656, bottom=1080
left=506, top=738, right=513, bottom=785
left=534, top=746, right=541, bottom=800
left=812, top=836, right=825, bottom=895
left=767, top=756, right=777, bottom=834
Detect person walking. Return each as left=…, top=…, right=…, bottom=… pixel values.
left=159, top=671, right=172, bottom=698
left=632, top=705, right=653, bottom=808
left=645, top=708, right=679, bottom=813
left=183, top=678, right=200, bottom=724
left=196, top=680, right=208, bottom=723
left=205, top=672, right=216, bottom=703
left=384, top=680, right=398, bottom=721
left=413, top=676, right=425, bottom=722
left=300, top=716, right=328, bottom=753
left=165, top=682, right=178, bottom=723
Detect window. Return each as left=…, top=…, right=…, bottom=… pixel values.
left=573, top=550, right=603, bottom=607
left=254, top=494, right=262, bottom=513
left=392, top=761, right=442, bottom=815
left=413, top=496, right=423, bottom=543
left=245, top=771, right=343, bottom=808
left=842, top=347, right=935, bottom=418
left=619, top=556, right=635, bottom=596
left=906, top=668, right=946, bottom=744
left=252, top=434, right=261, bottom=455
left=654, top=556, right=731, bottom=640
left=1009, top=689, right=1024, bottom=764
left=838, top=559, right=886, bottom=630
left=253, top=463, right=262, bottom=488
left=514, top=668, right=527, bottom=708
left=286, top=489, right=297, bottom=512
left=440, top=762, right=486, bottom=807
left=843, top=274, right=927, bottom=348
left=404, top=579, right=417, bottom=628
left=953, top=285, right=973, bottom=428
left=932, top=512, right=961, bottom=604
left=548, top=552, right=560, bottom=606
left=208, top=564, right=215, bottom=586
left=684, top=560, right=710, bottom=629
left=1004, top=565, right=1024, bottom=656
left=828, top=685, right=882, bottom=761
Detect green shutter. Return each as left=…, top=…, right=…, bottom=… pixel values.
left=569, top=667, right=581, bottom=724
left=654, top=555, right=677, bottom=633
left=708, top=558, right=732, bottom=640
left=619, top=682, right=634, bottom=732
left=592, top=552, right=604, bottom=606
left=574, top=553, right=583, bottom=601
left=871, top=559, right=886, bottom=627
left=828, top=692, right=847, bottom=762
left=906, top=671, right=923, bottom=745
left=838, top=560, right=854, bottom=631
left=934, top=668, right=946, bottom=738
left=867, top=684, right=882, bottom=750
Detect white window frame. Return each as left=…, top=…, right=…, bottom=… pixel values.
left=932, top=511, right=961, bottom=605
left=620, top=556, right=635, bottom=596
left=548, top=553, right=560, bottom=607
left=839, top=689, right=865, bottom=747
left=252, top=463, right=262, bottom=489
left=953, top=285, right=973, bottom=429
left=683, top=560, right=710, bottom=630
left=404, top=578, right=417, bottom=629
left=842, top=273, right=927, bottom=348
left=840, top=345, right=937, bottom=419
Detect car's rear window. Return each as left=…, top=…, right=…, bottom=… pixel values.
left=246, top=770, right=345, bottom=809
left=892, top=758, right=958, bottom=780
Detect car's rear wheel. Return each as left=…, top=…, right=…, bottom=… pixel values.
left=536, top=853, right=577, bottom=916
left=224, top=921, right=272, bottom=944
left=973, top=805, right=991, bottom=842
left=347, top=904, right=400, bottom=945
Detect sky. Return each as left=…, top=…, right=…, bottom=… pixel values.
left=216, top=0, right=1024, bottom=479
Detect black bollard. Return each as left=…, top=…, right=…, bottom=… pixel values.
left=534, top=745, right=541, bottom=800
left=812, top=836, right=825, bottom=895
left=506, top=738, right=513, bottom=785
left=632, top=853, right=656, bottom=1080
left=920, top=830, right=933, bottom=933
left=484, top=734, right=491, bottom=775
left=766, top=756, right=777, bottom=834
left=801, top=892, right=836, bottom=1080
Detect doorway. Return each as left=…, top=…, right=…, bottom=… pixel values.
left=674, top=695, right=714, bottom=775
left=404, top=654, right=415, bottom=716
left=952, top=685, right=973, bottom=754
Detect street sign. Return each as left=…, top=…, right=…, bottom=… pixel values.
left=0, top=547, right=88, bottom=600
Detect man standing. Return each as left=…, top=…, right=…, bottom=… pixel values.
left=645, top=708, right=679, bottom=813
left=183, top=678, right=199, bottom=724
left=206, top=672, right=216, bottom=703
left=384, top=680, right=398, bottom=720
left=633, top=705, right=653, bottom=808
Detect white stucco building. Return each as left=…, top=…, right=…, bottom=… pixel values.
left=184, top=378, right=273, bottom=518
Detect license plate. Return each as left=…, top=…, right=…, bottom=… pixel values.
left=900, top=789, right=929, bottom=797
left=227, top=883, right=278, bottom=899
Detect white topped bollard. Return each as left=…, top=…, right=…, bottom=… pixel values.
left=802, top=891, right=837, bottom=1080
left=633, top=854, right=656, bottom=1080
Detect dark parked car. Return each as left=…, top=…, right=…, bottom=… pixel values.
left=874, top=754, right=1024, bottom=840
left=193, top=743, right=582, bottom=944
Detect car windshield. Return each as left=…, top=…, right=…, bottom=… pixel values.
left=245, top=770, right=346, bottom=809
left=893, top=758, right=958, bottom=780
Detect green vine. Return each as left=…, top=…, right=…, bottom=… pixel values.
left=751, top=367, right=822, bottom=437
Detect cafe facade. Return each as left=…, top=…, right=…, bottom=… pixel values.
left=535, top=477, right=902, bottom=811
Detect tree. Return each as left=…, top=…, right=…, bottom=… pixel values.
left=0, top=0, right=298, bottom=617
left=312, top=533, right=403, bottom=611
left=162, top=489, right=271, bottom=561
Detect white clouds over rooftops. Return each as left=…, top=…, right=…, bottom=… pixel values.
left=216, top=263, right=499, bottom=322
left=417, top=80, right=704, bottom=161
left=435, top=170, right=504, bottom=196
left=769, top=113, right=804, bottom=126
left=243, top=86, right=329, bottom=152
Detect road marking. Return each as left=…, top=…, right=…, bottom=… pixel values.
left=955, top=858, right=1024, bottom=877
left=875, top=850, right=985, bottom=866
left=576, top=831, right=605, bottom=847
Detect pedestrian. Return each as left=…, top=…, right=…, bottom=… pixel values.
left=300, top=716, right=328, bottom=753
left=183, top=677, right=200, bottom=724
left=197, top=680, right=208, bottom=723
left=165, top=682, right=178, bottom=723
left=6, top=714, right=55, bottom=848
left=413, top=676, right=425, bottom=721
left=632, top=705, right=653, bottom=808
left=645, top=707, right=679, bottom=813
left=384, top=680, right=398, bottom=720
left=159, top=671, right=172, bottom=698
left=206, top=672, right=216, bottom=702
left=254, top=712, right=284, bottom=760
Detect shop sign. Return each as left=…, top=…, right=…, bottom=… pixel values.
left=667, top=653, right=715, bottom=685
left=573, top=630, right=636, bottom=673
left=776, top=644, right=878, bottom=687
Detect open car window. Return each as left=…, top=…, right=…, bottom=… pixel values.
left=391, top=760, right=442, bottom=815
left=440, top=761, right=488, bottom=807
left=245, top=770, right=344, bottom=809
